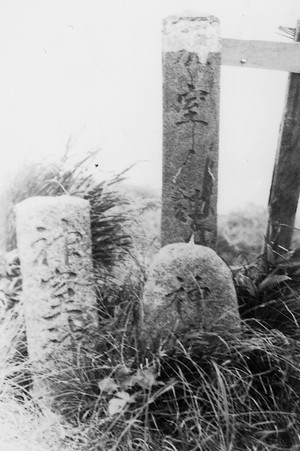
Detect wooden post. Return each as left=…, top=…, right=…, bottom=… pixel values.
left=161, top=15, right=221, bottom=249
left=266, top=21, right=300, bottom=253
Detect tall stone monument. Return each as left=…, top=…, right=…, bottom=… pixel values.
left=162, top=15, right=221, bottom=248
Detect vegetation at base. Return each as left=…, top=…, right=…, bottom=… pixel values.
left=2, top=159, right=300, bottom=449
left=3, top=280, right=300, bottom=450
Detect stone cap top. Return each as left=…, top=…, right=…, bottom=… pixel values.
left=15, top=195, right=89, bottom=213
left=162, top=15, right=221, bottom=64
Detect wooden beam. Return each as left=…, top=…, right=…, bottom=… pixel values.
left=222, top=38, right=300, bottom=73
left=266, top=21, right=300, bottom=253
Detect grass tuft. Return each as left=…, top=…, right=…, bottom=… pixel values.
left=2, top=157, right=300, bottom=449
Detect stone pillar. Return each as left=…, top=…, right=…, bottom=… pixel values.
left=141, top=242, right=240, bottom=351
left=162, top=15, right=221, bottom=248
left=15, top=195, right=98, bottom=405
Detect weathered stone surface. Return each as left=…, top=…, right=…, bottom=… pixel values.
left=162, top=15, right=221, bottom=248
left=15, top=195, right=98, bottom=405
left=141, top=242, right=240, bottom=350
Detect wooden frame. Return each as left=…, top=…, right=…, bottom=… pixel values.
left=222, top=38, right=300, bottom=73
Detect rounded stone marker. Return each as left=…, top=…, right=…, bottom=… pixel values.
left=141, top=242, right=240, bottom=350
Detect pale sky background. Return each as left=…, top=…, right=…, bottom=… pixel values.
left=1, top=0, right=300, bottom=213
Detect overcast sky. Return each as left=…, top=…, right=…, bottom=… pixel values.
left=1, top=0, right=300, bottom=212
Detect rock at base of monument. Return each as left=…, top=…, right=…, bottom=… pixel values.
left=140, top=242, right=240, bottom=352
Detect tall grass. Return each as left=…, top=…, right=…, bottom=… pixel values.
left=4, top=317, right=299, bottom=450
left=3, top=272, right=300, bottom=450
left=2, top=156, right=300, bottom=449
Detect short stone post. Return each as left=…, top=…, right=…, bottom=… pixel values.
left=141, top=242, right=240, bottom=351
left=15, top=195, right=98, bottom=407
left=162, top=15, right=221, bottom=248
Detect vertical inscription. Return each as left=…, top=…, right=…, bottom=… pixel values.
left=16, top=196, right=98, bottom=360
left=162, top=16, right=221, bottom=248
left=31, top=220, right=87, bottom=345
